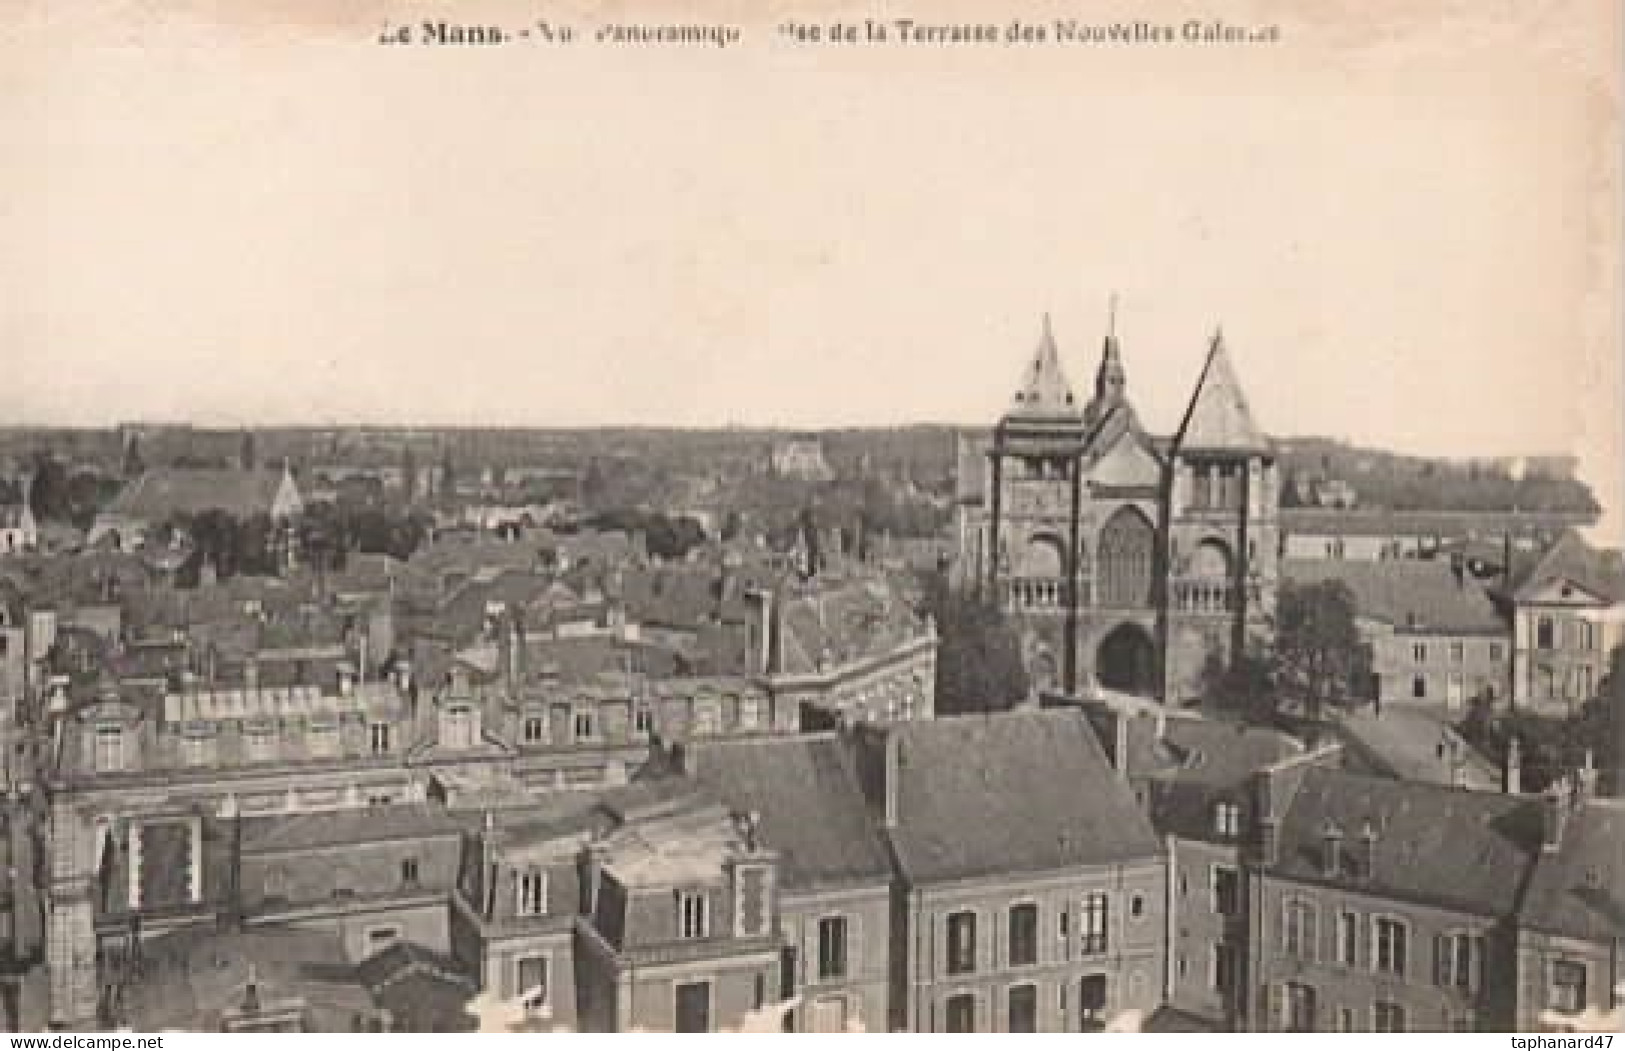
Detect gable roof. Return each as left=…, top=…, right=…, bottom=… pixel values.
left=1513, top=530, right=1625, bottom=605
left=104, top=467, right=296, bottom=523
left=885, top=709, right=1162, bottom=884
left=1519, top=799, right=1625, bottom=944
left=688, top=734, right=894, bottom=893
left=1004, top=315, right=1083, bottom=423
left=1173, top=331, right=1269, bottom=454
left=1282, top=558, right=1507, bottom=634
left=1273, top=767, right=1543, bottom=916
left=773, top=576, right=929, bottom=676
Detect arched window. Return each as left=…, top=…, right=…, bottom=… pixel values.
left=1099, top=507, right=1156, bottom=607
left=1017, top=534, right=1066, bottom=579
left=1190, top=539, right=1233, bottom=580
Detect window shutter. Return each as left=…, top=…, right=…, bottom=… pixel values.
left=1469, top=936, right=1484, bottom=994
left=1434, top=934, right=1450, bottom=986
left=1304, top=907, right=1318, bottom=963
left=800, top=916, right=817, bottom=985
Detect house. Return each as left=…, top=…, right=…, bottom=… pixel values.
left=1280, top=509, right=1594, bottom=564
left=1283, top=559, right=1512, bottom=709
left=686, top=733, right=896, bottom=1033
left=863, top=709, right=1167, bottom=1032
left=1246, top=760, right=1547, bottom=1032
left=1505, top=531, right=1625, bottom=712
left=89, top=465, right=303, bottom=552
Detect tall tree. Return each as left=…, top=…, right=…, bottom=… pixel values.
left=1274, top=579, right=1373, bottom=731
left=920, top=573, right=1030, bottom=714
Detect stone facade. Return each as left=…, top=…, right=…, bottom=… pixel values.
left=957, top=316, right=1279, bottom=701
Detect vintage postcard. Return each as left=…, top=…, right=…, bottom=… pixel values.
left=2, top=0, right=1620, bottom=1036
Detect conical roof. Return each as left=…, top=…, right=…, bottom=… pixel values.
left=1173, top=330, right=1269, bottom=454
left=1006, top=314, right=1081, bottom=422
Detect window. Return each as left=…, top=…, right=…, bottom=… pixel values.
left=945, top=993, right=976, bottom=1033
left=1335, top=911, right=1359, bottom=967
left=1550, top=961, right=1587, bottom=1014
left=367, top=926, right=399, bottom=949
left=1374, top=1000, right=1406, bottom=1033
left=308, top=723, right=338, bottom=759
left=1008, top=903, right=1038, bottom=967
left=1373, top=917, right=1408, bottom=977
left=572, top=708, right=595, bottom=742
left=1336, top=1006, right=1357, bottom=1032
left=1283, top=982, right=1317, bottom=1033
left=817, top=916, right=848, bottom=980
left=1130, top=893, right=1145, bottom=918
left=1212, top=866, right=1240, bottom=917
left=522, top=715, right=547, bottom=744
left=678, top=890, right=710, bottom=939
left=94, top=724, right=124, bottom=773
left=245, top=729, right=276, bottom=764
left=946, top=911, right=977, bottom=975
left=1283, top=900, right=1318, bottom=961
left=1412, top=642, right=1428, bottom=663
left=1079, top=975, right=1108, bottom=1031
left=517, top=956, right=549, bottom=1016
left=1080, top=893, right=1109, bottom=955
left=752, top=974, right=766, bottom=1011
left=400, top=857, right=419, bottom=887
left=1412, top=675, right=1427, bottom=699
left=1489, top=642, right=1504, bottom=661
left=441, top=704, right=474, bottom=748
left=1213, top=802, right=1241, bottom=837
left=369, top=723, right=391, bottom=754
left=517, top=869, right=547, bottom=916
left=180, top=734, right=211, bottom=767
left=1213, top=943, right=1238, bottom=996
left=1537, top=616, right=1555, bottom=649
left=1449, top=641, right=1464, bottom=663
left=1007, top=984, right=1037, bottom=1033
left=633, top=706, right=654, bottom=736
left=738, top=695, right=761, bottom=731
left=1434, top=932, right=1484, bottom=991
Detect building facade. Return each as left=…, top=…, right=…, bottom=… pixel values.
left=956, top=316, right=1280, bottom=702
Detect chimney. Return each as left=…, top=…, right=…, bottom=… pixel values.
left=1504, top=735, right=1523, bottom=795
left=1320, top=821, right=1344, bottom=878
left=1251, top=768, right=1280, bottom=867
left=1542, top=779, right=1571, bottom=853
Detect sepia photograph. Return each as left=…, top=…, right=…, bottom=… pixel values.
left=3, top=0, right=1621, bottom=1036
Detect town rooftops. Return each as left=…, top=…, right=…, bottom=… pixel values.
left=885, top=709, right=1162, bottom=884
left=1281, top=506, right=1597, bottom=538
left=1511, top=530, right=1625, bottom=605
left=1518, top=798, right=1625, bottom=944
left=240, top=803, right=467, bottom=855
left=103, top=466, right=297, bottom=522
left=595, top=796, right=758, bottom=889
left=1272, top=767, right=1543, bottom=916
left=688, top=733, right=894, bottom=893
left=1282, top=558, right=1507, bottom=635
left=773, top=577, right=930, bottom=678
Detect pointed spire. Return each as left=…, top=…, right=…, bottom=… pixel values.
left=1005, top=313, right=1080, bottom=420
left=1173, top=327, right=1269, bottom=454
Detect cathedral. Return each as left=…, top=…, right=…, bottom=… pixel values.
left=954, top=311, right=1281, bottom=703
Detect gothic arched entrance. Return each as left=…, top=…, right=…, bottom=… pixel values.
left=1097, top=622, right=1158, bottom=696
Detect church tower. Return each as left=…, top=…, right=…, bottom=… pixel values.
left=1161, top=330, right=1280, bottom=699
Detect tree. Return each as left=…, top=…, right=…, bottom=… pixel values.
left=920, top=573, right=1030, bottom=714
left=1200, top=648, right=1280, bottom=724
left=121, top=435, right=145, bottom=480
left=1274, top=580, right=1373, bottom=731
left=27, top=454, right=70, bottom=521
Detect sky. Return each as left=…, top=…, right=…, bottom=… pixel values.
left=4, top=0, right=1620, bottom=529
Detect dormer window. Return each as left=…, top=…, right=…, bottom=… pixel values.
left=517, top=869, right=547, bottom=917
left=1213, top=802, right=1241, bottom=838
left=677, top=890, right=710, bottom=939
left=441, top=703, right=475, bottom=749
left=94, top=723, right=125, bottom=773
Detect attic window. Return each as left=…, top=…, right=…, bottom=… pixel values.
left=1213, top=802, right=1241, bottom=838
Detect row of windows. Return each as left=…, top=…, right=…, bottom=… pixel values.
left=1410, top=641, right=1504, bottom=664
left=1281, top=985, right=1423, bottom=1033
left=941, top=975, right=1110, bottom=1033
left=1281, top=903, right=1491, bottom=992
left=945, top=894, right=1129, bottom=976
left=1535, top=616, right=1601, bottom=652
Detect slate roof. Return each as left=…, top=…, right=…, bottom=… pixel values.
left=104, top=467, right=294, bottom=522
left=1272, top=767, right=1544, bottom=916
left=1282, top=558, right=1507, bottom=634
left=1513, top=530, right=1625, bottom=604
left=688, top=734, right=894, bottom=893
left=1519, top=799, right=1625, bottom=944
left=1172, top=331, right=1269, bottom=454
left=240, top=804, right=466, bottom=855
left=885, top=709, right=1162, bottom=884
left=774, top=577, right=927, bottom=676
left=1146, top=719, right=1304, bottom=843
